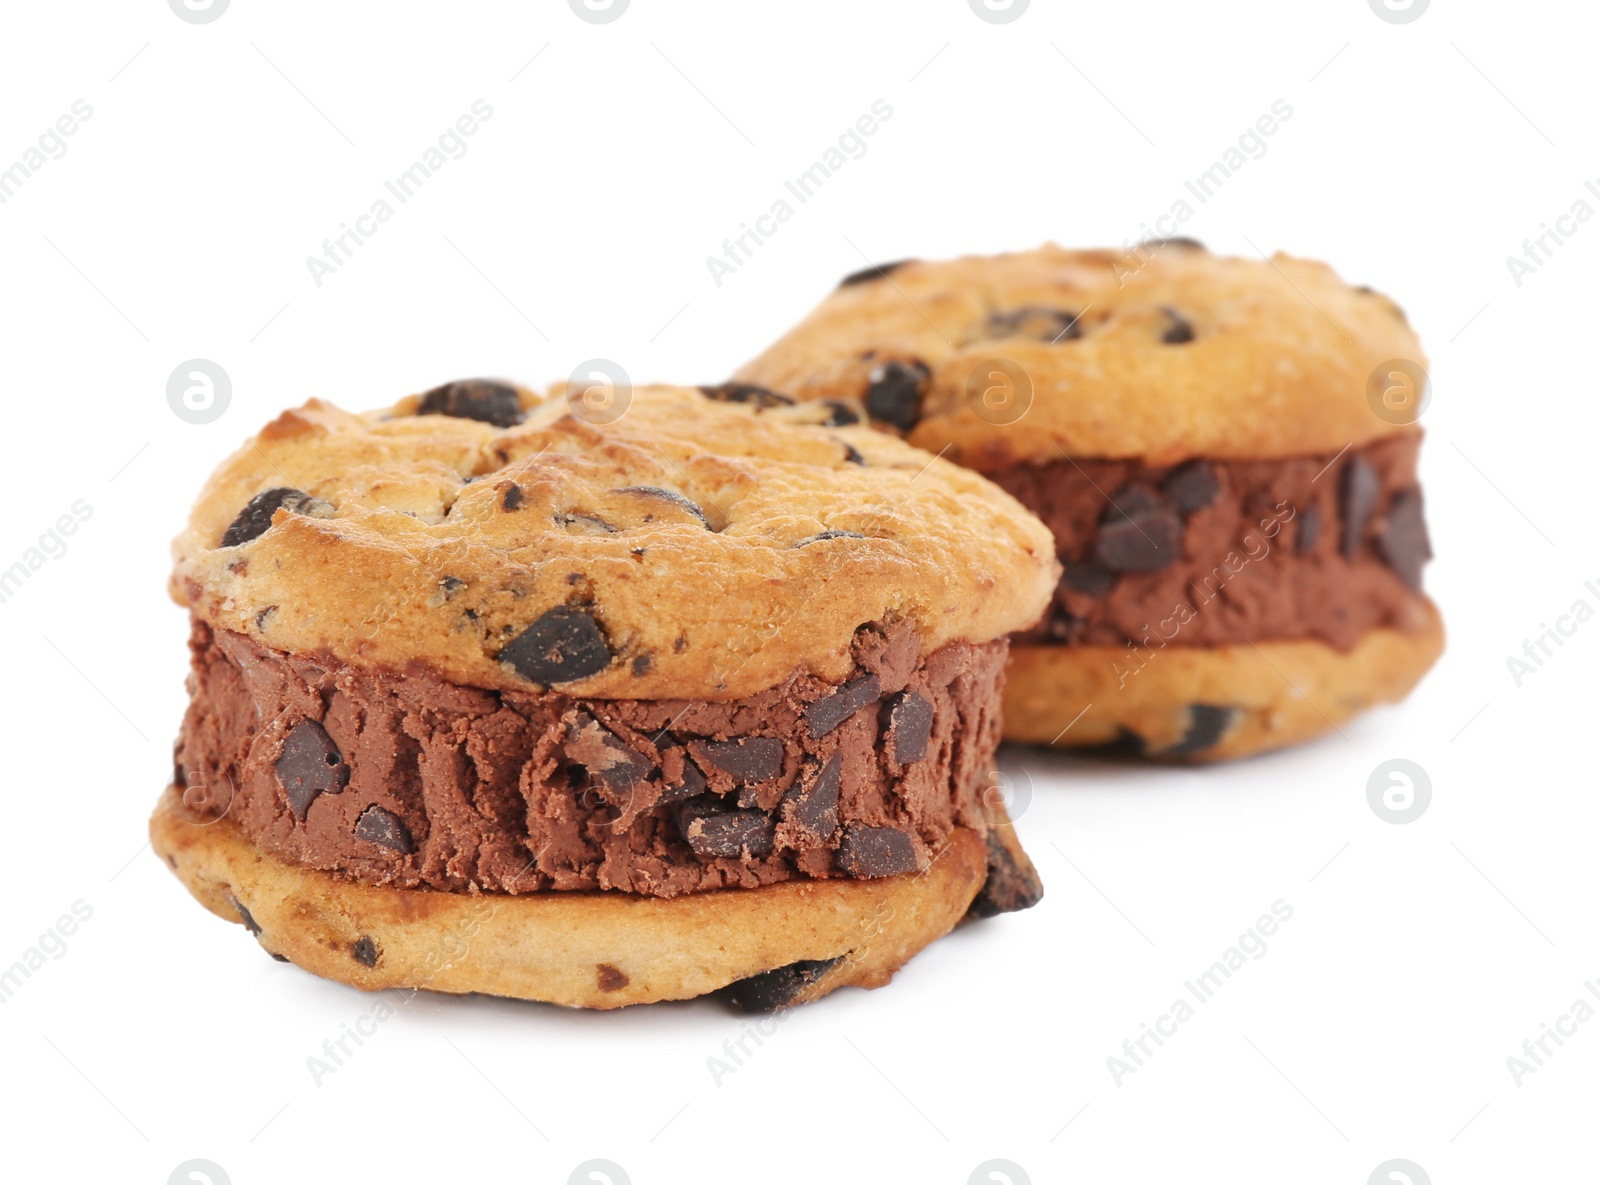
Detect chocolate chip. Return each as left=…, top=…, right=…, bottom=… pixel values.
left=254, top=605, right=277, bottom=631
left=614, top=485, right=709, bottom=528
left=219, top=487, right=331, bottom=548
left=354, top=805, right=414, bottom=854
left=1141, top=236, right=1206, bottom=251
left=864, top=359, right=929, bottom=431
left=793, top=530, right=866, bottom=547
left=276, top=719, right=349, bottom=821
left=501, top=484, right=524, bottom=511
left=805, top=673, right=881, bottom=738
left=1376, top=489, right=1430, bottom=592
left=966, top=831, right=1045, bottom=919
left=839, top=259, right=914, bottom=287
left=1161, top=704, right=1239, bottom=757
left=1161, top=460, right=1219, bottom=512
left=985, top=307, right=1082, bottom=342
left=596, top=963, right=629, bottom=992
left=836, top=824, right=918, bottom=878
left=417, top=379, right=525, bottom=428
left=352, top=936, right=379, bottom=968
left=500, top=606, right=613, bottom=683
left=723, top=957, right=841, bottom=1012
left=631, top=654, right=652, bottom=676
left=564, top=713, right=653, bottom=804
left=559, top=512, right=616, bottom=536
left=675, top=797, right=775, bottom=859
left=270, top=952, right=290, bottom=963
left=885, top=691, right=935, bottom=764
left=698, top=382, right=793, bottom=409
left=696, top=737, right=783, bottom=783
left=839, top=441, right=866, bottom=465
left=1161, top=307, right=1195, bottom=344
left=783, top=751, right=841, bottom=839
left=657, top=757, right=707, bottom=807
left=230, top=895, right=261, bottom=936
left=440, top=576, right=466, bottom=597
left=1296, top=505, right=1322, bottom=553
left=1061, top=560, right=1118, bottom=597
left=1341, top=455, right=1381, bottom=558
left=1094, top=485, right=1183, bottom=573
left=818, top=400, right=862, bottom=426
left=1097, top=726, right=1151, bottom=758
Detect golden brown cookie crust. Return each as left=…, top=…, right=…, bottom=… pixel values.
left=1002, top=600, right=1445, bottom=760
left=171, top=386, right=1057, bottom=700
left=733, top=243, right=1425, bottom=468
left=149, top=787, right=989, bottom=1009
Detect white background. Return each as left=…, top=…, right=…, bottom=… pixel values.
left=0, top=1, right=1595, bottom=1182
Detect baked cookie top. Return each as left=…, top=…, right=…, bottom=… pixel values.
left=733, top=243, right=1425, bottom=468
left=171, top=383, right=1057, bottom=699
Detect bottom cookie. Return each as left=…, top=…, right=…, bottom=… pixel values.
left=150, top=786, right=1029, bottom=1010
left=1002, top=599, right=1444, bottom=761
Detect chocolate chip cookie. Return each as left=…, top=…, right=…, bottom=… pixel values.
left=732, top=244, right=1444, bottom=759
left=156, top=381, right=1057, bottom=1007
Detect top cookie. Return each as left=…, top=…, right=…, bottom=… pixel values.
left=171, top=383, right=1058, bottom=700
left=733, top=243, right=1425, bottom=469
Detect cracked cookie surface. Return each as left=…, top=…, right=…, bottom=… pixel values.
left=172, top=384, right=1057, bottom=700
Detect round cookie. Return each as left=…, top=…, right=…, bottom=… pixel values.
left=732, top=243, right=1443, bottom=759
left=172, top=382, right=1055, bottom=699
left=160, top=380, right=1056, bottom=1007
left=734, top=242, right=1422, bottom=467
left=1003, top=602, right=1445, bottom=761
left=152, top=786, right=1040, bottom=1010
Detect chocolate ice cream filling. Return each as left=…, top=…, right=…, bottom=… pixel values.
left=990, top=432, right=1432, bottom=652
left=174, top=618, right=1011, bottom=899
